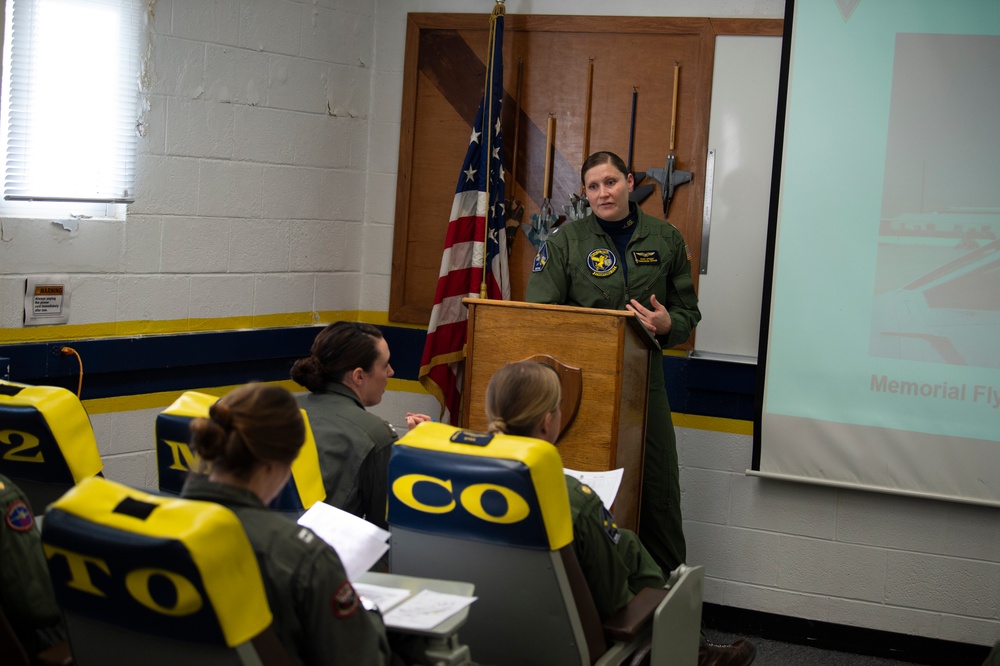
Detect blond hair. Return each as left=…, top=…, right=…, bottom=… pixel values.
left=485, top=361, right=561, bottom=438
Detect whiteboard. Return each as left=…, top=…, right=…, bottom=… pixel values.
left=694, top=35, right=782, bottom=359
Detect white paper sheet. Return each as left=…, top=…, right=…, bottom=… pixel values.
left=563, top=467, right=624, bottom=510
left=296, top=501, right=390, bottom=581
left=353, top=583, right=412, bottom=613
left=380, top=589, right=478, bottom=631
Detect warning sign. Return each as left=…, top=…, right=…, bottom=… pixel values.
left=32, top=285, right=64, bottom=316
left=24, top=277, right=71, bottom=326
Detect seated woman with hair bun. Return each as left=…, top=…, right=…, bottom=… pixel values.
left=291, top=321, right=430, bottom=532
left=182, top=382, right=395, bottom=666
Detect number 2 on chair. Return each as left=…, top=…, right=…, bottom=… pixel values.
left=0, top=430, right=45, bottom=463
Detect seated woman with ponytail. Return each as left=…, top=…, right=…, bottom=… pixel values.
left=181, top=382, right=395, bottom=666
left=484, top=361, right=667, bottom=621
left=485, top=362, right=757, bottom=666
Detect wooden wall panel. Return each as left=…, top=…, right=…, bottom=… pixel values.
left=390, top=14, right=782, bottom=329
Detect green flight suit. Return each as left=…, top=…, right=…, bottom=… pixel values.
left=0, top=474, right=63, bottom=655
left=527, top=205, right=701, bottom=573
left=181, top=476, right=394, bottom=666
left=297, top=382, right=399, bottom=530
left=567, top=475, right=667, bottom=620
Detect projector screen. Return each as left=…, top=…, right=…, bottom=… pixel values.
left=754, top=0, right=1000, bottom=506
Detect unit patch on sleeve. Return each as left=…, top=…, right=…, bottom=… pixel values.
left=599, top=504, right=621, bottom=545
left=631, top=250, right=660, bottom=265
left=532, top=243, right=549, bottom=272
left=5, top=500, right=34, bottom=532
left=331, top=581, right=360, bottom=618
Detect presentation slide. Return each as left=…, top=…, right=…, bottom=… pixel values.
left=757, top=0, right=1000, bottom=505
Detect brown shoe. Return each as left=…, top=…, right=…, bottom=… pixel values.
left=698, top=638, right=757, bottom=666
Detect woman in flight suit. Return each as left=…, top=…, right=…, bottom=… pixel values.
left=525, top=152, right=756, bottom=666
left=183, top=383, right=394, bottom=666
left=291, top=321, right=429, bottom=531
left=484, top=361, right=667, bottom=619
left=525, top=150, right=700, bottom=575
left=484, top=362, right=756, bottom=666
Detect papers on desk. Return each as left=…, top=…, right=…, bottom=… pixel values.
left=352, top=582, right=412, bottom=613
left=353, top=583, right=478, bottom=631
left=563, top=467, right=624, bottom=511
left=296, top=501, right=390, bottom=581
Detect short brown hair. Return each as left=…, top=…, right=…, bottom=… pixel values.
left=580, top=151, right=628, bottom=185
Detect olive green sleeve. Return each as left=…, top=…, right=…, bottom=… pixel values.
left=571, top=493, right=633, bottom=620
left=0, top=486, right=62, bottom=628
left=660, top=237, right=701, bottom=349
left=358, top=424, right=396, bottom=531
left=525, top=237, right=570, bottom=305
left=296, top=546, right=394, bottom=666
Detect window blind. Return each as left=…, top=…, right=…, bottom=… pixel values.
left=4, top=0, right=142, bottom=203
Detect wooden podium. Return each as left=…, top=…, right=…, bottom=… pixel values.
left=461, top=298, right=657, bottom=531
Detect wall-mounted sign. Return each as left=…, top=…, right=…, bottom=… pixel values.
left=24, top=277, right=72, bottom=326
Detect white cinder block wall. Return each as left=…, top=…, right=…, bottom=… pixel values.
left=1, top=0, right=378, bottom=483
left=678, top=426, right=1000, bottom=645
left=0, top=0, right=996, bottom=650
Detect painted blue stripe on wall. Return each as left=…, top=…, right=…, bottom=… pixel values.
left=0, top=326, right=754, bottom=420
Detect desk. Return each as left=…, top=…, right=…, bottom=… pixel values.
left=357, top=571, right=475, bottom=638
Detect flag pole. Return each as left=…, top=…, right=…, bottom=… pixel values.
left=481, top=0, right=505, bottom=298
left=418, top=0, right=508, bottom=424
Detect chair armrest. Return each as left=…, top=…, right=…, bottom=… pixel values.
left=36, top=640, right=73, bottom=666
left=602, top=587, right=669, bottom=642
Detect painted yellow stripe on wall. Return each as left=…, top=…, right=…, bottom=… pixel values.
left=0, top=310, right=429, bottom=343
left=673, top=413, right=753, bottom=435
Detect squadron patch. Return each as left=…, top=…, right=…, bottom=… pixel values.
left=587, top=249, right=618, bottom=277
left=600, top=504, right=621, bottom=545
left=331, top=581, right=360, bottom=618
left=632, top=250, right=660, bottom=265
left=532, top=243, right=549, bottom=272
left=5, top=500, right=34, bottom=532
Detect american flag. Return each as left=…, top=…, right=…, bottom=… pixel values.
left=418, top=4, right=509, bottom=425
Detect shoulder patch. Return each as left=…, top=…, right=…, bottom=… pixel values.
left=532, top=243, right=549, bottom=272
left=296, top=527, right=316, bottom=545
left=600, top=504, right=621, bottom=545
left=332, top=581, right=360, bottom=618
left=6, top=500, right=34, bottom=532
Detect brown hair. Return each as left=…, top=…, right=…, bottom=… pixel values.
left=485, top=361, right=561, bottom=438
left=580, top=151, right=629, bottom=185
left=189, top=383, right=305, bottom=480
left=290, top=321, right=384, bottom=393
